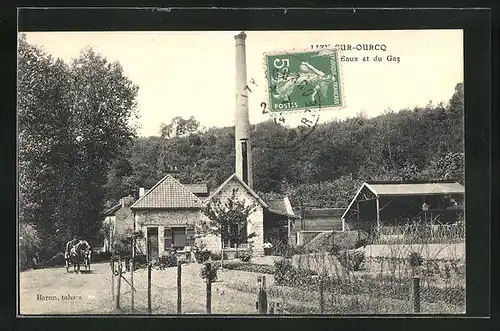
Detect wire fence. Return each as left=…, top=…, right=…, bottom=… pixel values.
left=265, top=252, right=466, bottom=314
left=109, top=241, right=465, bottom=315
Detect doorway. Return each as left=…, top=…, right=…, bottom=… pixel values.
left=147, top=227, right=159, bottom=261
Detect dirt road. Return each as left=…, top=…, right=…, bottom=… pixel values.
left=19, top=261, right=271, bottom=315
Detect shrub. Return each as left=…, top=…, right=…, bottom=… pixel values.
left=195, top=249, right=211, bottom=263
left=92, top=251, right=112, bottom=263
left=336, top=249, right=365, bottom=271
left=19, top=222, right=42, bottom=271
left=408, top=251, right=424, bottom=268
left=210, top=251, right=228, bottom=261
left=273, top=258, right=317, bottom=286
left=156, top=251, right=178, bottom=269
left=222, top=261, right=274, bottom=274
left=270, top=240, right=306, bottom=258
left=201, top=262, right=219, bottom=282
left=133, top=254, right=148, bottom=270
left=238, top=250, right=252, bottom=262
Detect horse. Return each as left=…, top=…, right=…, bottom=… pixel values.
left=66, top=240, right=91, bottom=273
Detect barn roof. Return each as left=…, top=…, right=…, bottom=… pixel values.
left=341, top=181, right=465, bottom=220
left=365, top=182, right=465, bottom=196
left=130, top=174, right=202, bottom=209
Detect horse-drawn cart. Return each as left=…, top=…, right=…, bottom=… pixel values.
left=65, top=240, right=92, bottom=273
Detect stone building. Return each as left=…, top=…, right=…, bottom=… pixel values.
left=129, top=172, right=299, bottom=260
left=130, top=174, right=212, bottom=261
left=102, top=196, right=135, bottom=252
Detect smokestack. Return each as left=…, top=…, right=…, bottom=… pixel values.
left=234, top=31, right=253, bottom=189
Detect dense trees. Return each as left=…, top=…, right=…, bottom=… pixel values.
left=105, top=82, right=464, bottom=211
left=18, top=36, right=139, bottom=258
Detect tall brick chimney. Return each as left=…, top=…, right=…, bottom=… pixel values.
left=234, top=31, right=253, bottom=189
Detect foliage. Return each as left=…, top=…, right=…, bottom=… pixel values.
left=220, top=261, right=274, bottom=274
left=91, top=251, right=112, bottom=263
left=209, top=251, right=228, bottom=261
left=133, top=254, right=148, bottom=270
left=201, top=262, right=219, bottom=282
left=270, top=240, right=306, bottom=258
left=19, top=222, right=42, bottom=270
left=104, top=81, right=463, bottom=211
left=337, top=249, right=365, bottom=271
left=408, top=251, right=424, bottom=268
left=159, top=116, right=200, bottom=139
left=18, top=35, right=139, bottom=258
left=195, top=249, right=212, bottom=263
left=373, top=219, right=465, bottom=245
left=155, top=251, right=178, bottom=269
left=273, top=258, right=317, bottom=286
left=201, top=188, right=257, bottom=249
left=238, top=250, right=253, bottom=262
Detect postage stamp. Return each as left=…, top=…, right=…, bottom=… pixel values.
left=264, top=49, right=343, bottom=114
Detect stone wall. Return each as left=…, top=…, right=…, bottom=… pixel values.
left=211, top=179, right=265, bottom=256
left=134, top=209, right=222, bottom=257
left=115, top=207, right=134, bottom=237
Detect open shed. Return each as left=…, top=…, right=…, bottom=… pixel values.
left=341, top=181, right=465, bottom=233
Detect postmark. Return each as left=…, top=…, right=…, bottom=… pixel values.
left=264, top=48, right=344, bottom=114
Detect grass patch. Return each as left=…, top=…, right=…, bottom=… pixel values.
left=215, top=261, right=274, bottom=274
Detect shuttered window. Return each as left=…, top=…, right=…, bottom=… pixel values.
left=164, top=226, right=195, bottom=250
left=186, top=227, right=195, bottom=247
left=164, top=228, right=173, bottom=250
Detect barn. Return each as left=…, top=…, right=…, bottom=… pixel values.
left=341, top=181, right=465, bottom=233
left=295, top=207, right=345, bottom=245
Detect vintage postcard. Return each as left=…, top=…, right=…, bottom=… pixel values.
left=18, top=27, right=466, bottom=316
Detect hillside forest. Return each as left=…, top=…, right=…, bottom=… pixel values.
left=105, top=84, right=464, bottom=210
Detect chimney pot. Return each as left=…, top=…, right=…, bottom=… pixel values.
left=139, top=187, right=145, bottom=197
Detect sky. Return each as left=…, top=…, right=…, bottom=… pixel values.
left=24, top=30, right=463, bottom=137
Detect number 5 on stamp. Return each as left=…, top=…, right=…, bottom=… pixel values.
left=264, top=49, right=343, bottom=113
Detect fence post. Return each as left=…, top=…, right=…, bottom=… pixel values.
left=110, top=258, right=115, bottom=304
left=177, top=261, right=182, bottom=314
left=257, top=275, right=268, bottom=314
left=346, top=250, right=350, bottom=279
left=131, top=237, right=135, bottom=313
left=319, top=276, right=324, bottom=314
left=147, top=263, right=152, bottom=314
left=116, top=258, right=122, bottom=309
left=412, top=276, right=421, bottom=313
left=206, top=262, right=212, bottom=314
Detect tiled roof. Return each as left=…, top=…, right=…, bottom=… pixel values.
left=184, top=183, right=209, bottom=195
left=131, top=175, right=202, bottom=209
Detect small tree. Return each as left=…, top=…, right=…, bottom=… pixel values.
left=201, top=188, right=257, bottom=271
left=19, top=222, right=42, bottom=271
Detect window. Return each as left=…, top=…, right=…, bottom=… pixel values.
left=228, top=222, right=247, bottom=248
left=164, top=226, right=195, bottom=250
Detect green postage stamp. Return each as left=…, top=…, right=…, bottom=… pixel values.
left=265, top=49, right=343, bottom=114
